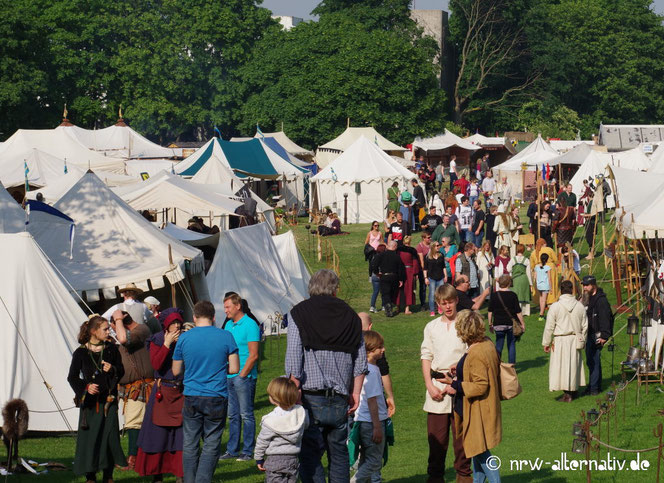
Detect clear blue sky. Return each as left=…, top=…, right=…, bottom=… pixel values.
left=261, top=0, right=664, bottom=20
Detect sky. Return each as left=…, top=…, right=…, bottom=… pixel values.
left=261, top=0, right=664, bottom=21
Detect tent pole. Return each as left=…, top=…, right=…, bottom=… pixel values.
left=168, top=244, right=176, bottom=306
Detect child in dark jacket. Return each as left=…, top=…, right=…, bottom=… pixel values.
left=255, top=377, right=309, bottom=483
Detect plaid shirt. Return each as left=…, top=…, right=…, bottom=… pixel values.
left=285, top=317, right=367, bottom=397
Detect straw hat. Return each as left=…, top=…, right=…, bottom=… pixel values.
left=118, top=283, right=143, bottom=294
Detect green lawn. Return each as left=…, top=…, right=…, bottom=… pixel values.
left=16, top=215, right=663, bottom=482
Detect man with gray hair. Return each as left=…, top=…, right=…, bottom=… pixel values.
left=286, top=269, right=367, bottom=483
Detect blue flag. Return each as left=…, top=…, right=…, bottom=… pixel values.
left=214, top=125, right=222, bottom=138
left=24, top=160, right=30, bottom=192
left=257, top=124, right=265, bottom=139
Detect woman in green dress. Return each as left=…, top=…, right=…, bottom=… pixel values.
left=68, top=316, right=126, bottom=483
left=508, top=243, right=533, bottom=316
left=387, top=181, right=400, bottom=214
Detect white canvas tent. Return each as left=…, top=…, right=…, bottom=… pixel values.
left=207, top=223, right=307, bottom=334
left=116, top=171, right=242, bottom=229
left=494, top=134, right=559, bottom=171
left=28, top=172, right=208, bottom=303
left=273, top=230, right=310, bottom=299
left=25, top=169, right=138, bottom=205
left=175, top=138, right=242, bottom=184
left=413, top=129, right=480, bottom=152
left=310, top=136, right=418, bottom=223
left=259, top=139, right=308, bottom=213
left=316, top=126, right=406, bottom=168
left=157, top=222, right=220, bottom=248
left=0, top=128, right=126, bottom=173
left=125, top=159, right=179, bottom=178
left=0, top=232, right=85, bottom=431
left=60, top=123, right=181, bottom=159
left=0, top=148, right=84, bottom=188
left=610, top=166, right=664, bottom=211
left=0, top=182, right=27, bottom=233
left=254, top=131, right=313, bottom=159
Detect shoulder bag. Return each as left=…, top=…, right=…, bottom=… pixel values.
left=496, top=291, right=524, bottom=338
left=499, top=362, right=522, bottom=400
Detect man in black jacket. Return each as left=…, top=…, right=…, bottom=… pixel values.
left=582, top=275, right=613, bottom=395
left=411, top=179, right=426, bottom=232
left=371, top=241, right=405, bottom=317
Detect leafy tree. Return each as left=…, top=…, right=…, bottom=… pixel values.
left=526, top=0, right=664, bottom=125
left=514, top=100, right=580, bottom=139
left=236, top=11, right=446, bottom=149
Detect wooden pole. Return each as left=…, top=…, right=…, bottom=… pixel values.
left=168, top=244, right=176, bottom=307
left=536, top=167, right=541, bottom=240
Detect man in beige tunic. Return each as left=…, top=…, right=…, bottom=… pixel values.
left=421, top=284, right=471, bottom=483
left=542, top=280, right=587, bottom=402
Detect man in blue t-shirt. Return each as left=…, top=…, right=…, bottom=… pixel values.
left=219, top=293, right=261, bottom=462
left=173, top=301, right=239, bottom=483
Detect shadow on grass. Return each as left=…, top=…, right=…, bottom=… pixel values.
left=516, top=355, right=548, bottom=374
left=502, top=468, right=567, bottom=482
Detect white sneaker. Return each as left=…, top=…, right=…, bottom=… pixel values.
left=369, top=306, right=376, bottom=313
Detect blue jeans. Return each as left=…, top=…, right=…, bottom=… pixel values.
left=469, top=195, right=478, bottom=208
left=484, top=194, right=492, bottom=209
left=300, top=393, right=349, bottom=483
left=354, top=421, right=386, bottom=483
left=460, top=228, right=472, bottom=243
left=370, top=274, right=381, bottom=309
left=472, top=450, right=501, bottom=483
left=471, top=232, right=484, bottom=248
left=495, top=328, right=516, bottom=364
left=182, top=395, right=228, bottom=483
left=449, top=172, right=458, bottom=190
left=586, top=337, right=603, bottom=392
left=428, top=278, right=445, bottom=313
left=226, top=376, right=256, bottom=456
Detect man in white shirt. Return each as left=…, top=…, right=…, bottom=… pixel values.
left=448, top=155, right=458, bottom=191
left=455, top=196, right=474, bottom=243
left=496, top=176, right=513, bottom=210
left=481, top=170, right=496, bottom=208
left=421, top=284, right=471, bottom=483
left=102, top=283, right=160, bottom=334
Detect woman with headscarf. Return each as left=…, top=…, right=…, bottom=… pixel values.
left=135, top=308, right=185, bottom=482
left=530, top=238, right=559, bottom=306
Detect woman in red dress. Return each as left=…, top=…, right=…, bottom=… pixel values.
left=397, top=235, right=420, bottom=314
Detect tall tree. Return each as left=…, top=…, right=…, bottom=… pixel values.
left=236, top=11, right=445, bottom=149
left=526, top=0, right=664, bottom=126
left=448, top=0, right=538, bottom=127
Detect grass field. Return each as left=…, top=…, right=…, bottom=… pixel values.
left=15, top=213, right=664, bottom=482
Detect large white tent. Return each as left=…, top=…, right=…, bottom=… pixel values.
left=610, top=166, right=664, bottom=211
left=273, top=230, right=310, bottom=299
left=60, top=123, right=180, bottom=159
left=494, top=134, right=559, bottom=171
left=316, top=126, right=406, bottom=168
left=0, top=128, right=126, bottom=173
left=0, top=232, right=85, bottom=431
left=0, top=148, right=84, bottom=188
left=207, top=223, right=307, bottom=334
left=28, top=172, right=208, bottom=303
left=310, top=136, right=418, bottom=223
left=116, top=171, right=242, bottom=229
left=0, top=182, right=27, bottom=233
left=25, top=169, right=138, bottom=205
left=254, top=131, right=313, bottom=159
left=413, top=129, right=480, bottom=152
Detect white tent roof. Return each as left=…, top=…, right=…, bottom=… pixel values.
left=0, top=182, right=27, bottom=233
left=0, top=148, right=84, bottom=188
left=24, top=169, right=138, bottom=205
left=125, top=159, right=179, bottom=178
left=207, top=223, right=306, bottom=334
left=549, top=140, right=594, bottom=153
left=259, top=139, right=308, bottom=179
left=157, top=222, right=220, bottom=247
left=28, top=172, right=205, bottom=300
left=312, top=136, right=417, bottom=183
left=0, top=128, right=126, bottom=173
left=175, top=138, right=241, bottom=184
left=0, top=232, right=85, bottom=431
left=254, top=131, right=313, bottom=157
left=273, top=230, right=310, bottom=299
left=619, top=177, right=664, bottom=238
left=319, top=126, right=405, bottom=153
left=60, top=124, right=180, bottom=159
left=413, top=129, right=480, bottom=152
left=549, top=143, right=597, bottom=166
left=466, top=133, right=506, bottom=147
left=494, top=134, right=559, bottom=170
left=116, top=171, right=243, bottom=225
left=609, top=147, right=651, bottom=171
left=610, top=166, right=664, bottom=211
